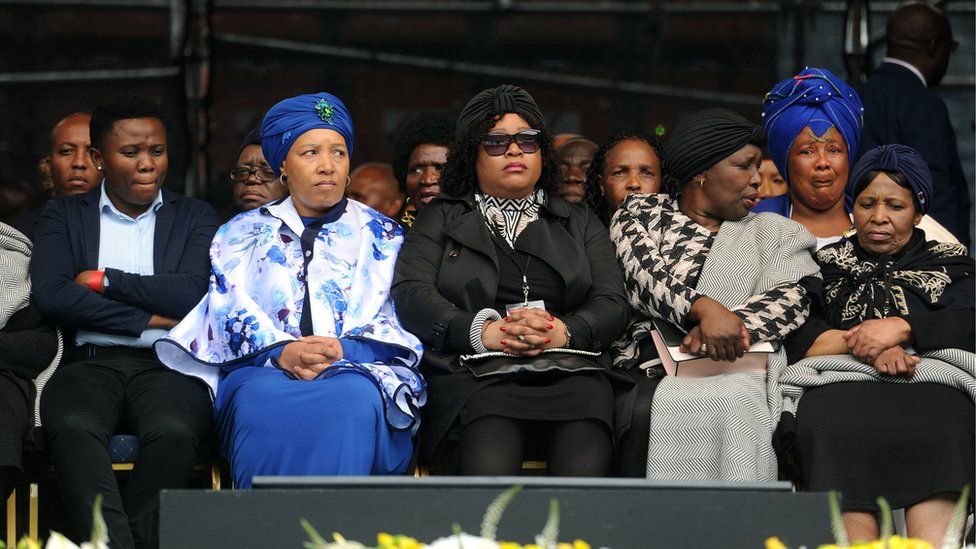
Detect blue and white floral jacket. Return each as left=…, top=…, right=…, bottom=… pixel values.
left=155, top=196, right=426, bottom=432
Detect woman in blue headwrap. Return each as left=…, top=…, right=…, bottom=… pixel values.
left=757, top=67, right=956, bottom=248
left=779, top=144, right=974, bottom=545
left=155, top=93, right=426, bottom=488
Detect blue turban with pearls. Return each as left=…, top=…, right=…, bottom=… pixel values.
left=260, top=92, right=354, bottom=176
left=761, top=68, right=864, bottom=185
left=848, top=144, right=934, bottom=214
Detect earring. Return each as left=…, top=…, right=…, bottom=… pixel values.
left=698, top=177, right=705, bottom=187
left=280, top=174, right=289, bottom=184
left=96, top=165, right=103, bottom=171
left=345, top=176, right=351, bottom=187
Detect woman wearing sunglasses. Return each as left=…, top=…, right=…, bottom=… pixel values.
left=393, top=85, right=630, bottom=476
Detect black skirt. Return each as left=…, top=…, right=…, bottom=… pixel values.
left=795, top=381, right=974, bottom=511
left=459, top=370, right=614, bottom=427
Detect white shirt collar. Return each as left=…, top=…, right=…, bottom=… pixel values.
left=99, top=182, right=164, bottom=220
left=263, top=196, right=305, bottom=236
left=883, top=57, right=927, bottom=87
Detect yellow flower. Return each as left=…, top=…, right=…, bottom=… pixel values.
left=816, top=545, right=842, bottom=549
left=499, top=543, right=523, bottom=549
left=572, top=541, right=591, bottom=549
left=377, top=533, right=394, bottom=547
left=887, top=535, right=933, bottom=549
left=765, top=537, right=788, bottom=549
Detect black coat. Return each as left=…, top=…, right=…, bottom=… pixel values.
left=392, top=192, right=631, bottom=460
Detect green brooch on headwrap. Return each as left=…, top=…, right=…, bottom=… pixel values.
left=314, top=98, right=335, bottom=125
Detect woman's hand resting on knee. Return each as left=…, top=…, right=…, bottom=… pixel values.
left=482, top=308, right=569, bottom=357
left=278, top=336, right=343, bottom=380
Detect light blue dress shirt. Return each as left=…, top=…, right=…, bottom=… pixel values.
left=76, top=184, right=168, bottom=348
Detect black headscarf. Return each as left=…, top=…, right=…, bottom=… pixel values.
left=455, top=84, right=545, bottom=137
left=664, top=108, right=765, bottom=186
left=816, top=232, right=974, bottom=329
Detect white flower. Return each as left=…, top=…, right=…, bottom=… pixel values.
left=426, top=533, right=499, bottom=549
left=44, top=533, right=80, bottom=549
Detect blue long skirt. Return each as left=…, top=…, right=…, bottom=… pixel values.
left=214, top=367, right=413, bottom=488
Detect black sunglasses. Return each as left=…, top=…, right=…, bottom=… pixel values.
left=481, top=130, right=542, bottom=156
left=229, top=166, right=277, bottom=183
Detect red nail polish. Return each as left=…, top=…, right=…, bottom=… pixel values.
left=546, top=324, right=553, bottom=330
left=545, top=338, right=551, bottom=344
left=505, top=316, right=511, bottom=321
left=501, top=339, right=508, bottom=345
left=499, top=326, right=506, bottom=332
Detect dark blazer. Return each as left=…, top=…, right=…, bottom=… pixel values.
left=859, top=62, right=971, bottom=247
left=30, top=186, right=218, bottom=338
left=392, top=192, right=631, bottom=459
left=10, top=206, right=43, bottom=242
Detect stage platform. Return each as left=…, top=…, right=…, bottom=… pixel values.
left=160, top=477, right=833, bottom=548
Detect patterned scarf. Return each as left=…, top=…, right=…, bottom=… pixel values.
left=0, top=222, right=31, bottom=329
left=475, top=189, right=543, bottom=248
left=816, top=230, right=973, bottom=329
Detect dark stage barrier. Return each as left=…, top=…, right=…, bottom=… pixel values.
left=160, top=477, right=833, bottom=548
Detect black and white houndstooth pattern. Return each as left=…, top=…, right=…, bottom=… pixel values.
left=610, top=195, right=816, bottom=366
left=610, top=194, right=714, bottom=331
left=610, top=195, right=822, bottom=481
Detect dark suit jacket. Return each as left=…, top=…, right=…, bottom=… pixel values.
left=10, top=206, right=43, bottom=242
left=30, top=187, right=218, bottom=338
left=859, top=62, right=971, bottom=247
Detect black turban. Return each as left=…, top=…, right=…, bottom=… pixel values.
left=664, top=108, right=765, bottom=185
left=848, top=144, right=934, bottom=215
left=455, top=84, right=546, bottom=138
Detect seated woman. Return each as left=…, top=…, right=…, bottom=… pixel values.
left=780, top=144, right=974, bottom=546
left=155, top=93, right=426, bottom=488
left=611, top=108, right=820, bottom=481
left=392, top=85, right=630, bottom=476
left=583, top=133, right=664, bottom=227
left=0, top=222, right=60, bottom=501
left=757, top=67, right=957, bottom=248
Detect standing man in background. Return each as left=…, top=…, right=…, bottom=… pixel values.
left=859, top=2, right=970, bottom=247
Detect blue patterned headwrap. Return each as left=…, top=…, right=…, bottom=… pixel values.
left=260, top=92, right=354, bottom=176
left=761, top=68, right=864, bottom=184
left=848, top=144, right=933, bottom=214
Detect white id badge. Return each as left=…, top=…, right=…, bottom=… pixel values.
left=505, top=300, right=546, bottom=315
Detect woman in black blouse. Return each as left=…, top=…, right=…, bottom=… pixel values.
left=392, top=85, right=630, bottom=476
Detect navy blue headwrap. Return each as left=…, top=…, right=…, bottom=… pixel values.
left=260, top=92, right=354, bottom=176
left=239, top=126, right=262, bottom=153
left=848, top=144, right=934, bottom=215
left=761, top=68, right=864, bottom=185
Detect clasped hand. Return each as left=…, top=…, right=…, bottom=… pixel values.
left=481, top=308, right=568, bottom=357
left=871, top=345, right=919, bottom=378
left=278, top=336, right=343, bottom=380
left=681, top=297, right=751, bottom=362
left=843, top=317, right=912, bottom=364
